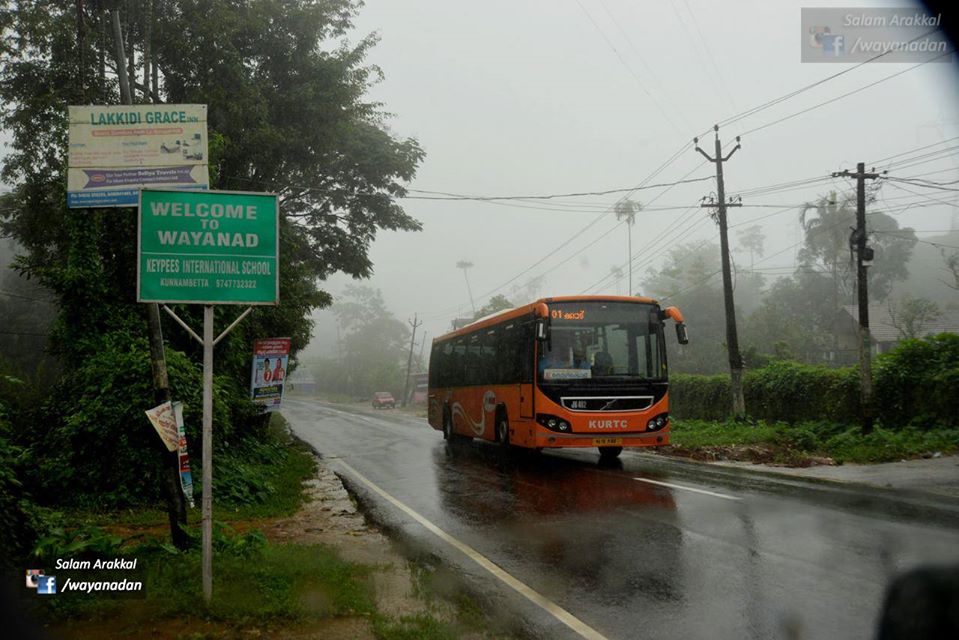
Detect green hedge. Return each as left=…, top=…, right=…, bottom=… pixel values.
left=669, top=333, right=959, bottom=429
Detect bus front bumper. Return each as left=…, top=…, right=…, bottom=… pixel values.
left=532, top=429, right=669, bottom=449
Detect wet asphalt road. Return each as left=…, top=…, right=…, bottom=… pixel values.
left=282, top=398, right=959, bottom=640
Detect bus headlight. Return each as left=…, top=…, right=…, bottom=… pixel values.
left=537, top=414, right=573, bottom=433
left=646, top=413, right=669, bottom=432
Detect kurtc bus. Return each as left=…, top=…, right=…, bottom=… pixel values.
left=427, top=296, right=688, bottom=459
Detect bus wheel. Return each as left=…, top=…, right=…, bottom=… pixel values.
left=496, top=415, right=510, bottom=447
left=598, top=446, right=622, bottom=459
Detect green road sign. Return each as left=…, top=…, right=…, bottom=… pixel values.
left=138, top=189, right=279, bottom=304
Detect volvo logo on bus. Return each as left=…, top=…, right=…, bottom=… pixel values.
left=589, top=419, right=629, bottom=429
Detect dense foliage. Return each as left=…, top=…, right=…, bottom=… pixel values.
left=670, top=334, right=959, bottom=429
left=0, top=0, right=423, bottom=549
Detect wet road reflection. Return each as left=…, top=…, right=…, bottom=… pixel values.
left=286, top=400, right=959, bottom=640
left=433, top=443, right=684, bottom=607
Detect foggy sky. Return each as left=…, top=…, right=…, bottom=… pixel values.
left=305, top=0, right=959, bottom=360
left=1, top=1, right=956, bottom=362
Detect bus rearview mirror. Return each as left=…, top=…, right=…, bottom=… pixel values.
left=535, top=319, right=548, bottom=341
left=675, top=323, right=689, bottom=345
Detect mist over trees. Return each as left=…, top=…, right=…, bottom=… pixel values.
left=642, top=189, right=926, bottom=374
left=311, top=285, right=421, bottom=399
left=0, top=1, right=422, bottom=508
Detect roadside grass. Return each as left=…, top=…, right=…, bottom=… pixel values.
left=63, top=414, right=317, bottom=531
left=38, top=535, right=376, bottom=627
left=669, top=419, right=959, bottom=465
left=36, top=411, right=502, bottom=639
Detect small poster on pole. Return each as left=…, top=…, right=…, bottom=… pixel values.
left=172, top=402, right=195, bottom=508
left=144, top=401, right=178, bottom=452
left=250, top=338, right=291, bottom=412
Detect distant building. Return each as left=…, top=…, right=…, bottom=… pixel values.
left=407, top=372, right=428, bottom=405
left=833, top=305, right=959, bottom=361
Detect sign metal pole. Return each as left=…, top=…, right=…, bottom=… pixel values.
left=202, top=304, right=214, bottom=603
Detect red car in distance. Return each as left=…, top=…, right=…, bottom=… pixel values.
left=371, top=392, right=396, bottom=409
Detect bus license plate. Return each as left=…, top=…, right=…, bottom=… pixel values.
left=592, top=438, right=623, bottom=446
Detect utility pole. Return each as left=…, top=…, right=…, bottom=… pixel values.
left=111, top=8, right=189, bottom=548
left=696, top=126, right=745, bottom=419
left=402, top=314, right=422, bottom=407
left=832, top=163, right=880, bottom=435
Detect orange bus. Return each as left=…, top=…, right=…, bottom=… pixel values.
left=427, top=296, right=688, bottom=459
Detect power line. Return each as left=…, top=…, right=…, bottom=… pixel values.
left=403, top=175, right=713, bottom=201
left=709, top=28, right=945, bottom=135
left=869, top=135, right=959, bottom=166
left=885, top=176, right=959, bottom=192
left=739, top=49, right=954, bottom=138
left=573, top=0, right=684, bottom=135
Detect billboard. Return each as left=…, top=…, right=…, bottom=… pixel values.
left=68, top=104, right=209, bottom=208
left=137, top=189, right=280, bottom=305
left=250, top=338, right=291, bottom=412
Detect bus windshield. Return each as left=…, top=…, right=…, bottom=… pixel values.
left=539, top=301, right=664, bottom=382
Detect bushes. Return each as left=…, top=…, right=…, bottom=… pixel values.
left=24, top=331, right=242, bottom=509
left=873, top=334, right=959, bottom=429
left=670, top=334, right=959, bottom=429
left=672, top=361, right=859, bottom=424
left=668, top=374, right=729, bottom=421
left=0, top=398, right=46, bottom=567
left=744, top=361, right=860, bottom=425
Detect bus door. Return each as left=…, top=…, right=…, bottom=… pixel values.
left=520, top=320, right=535, bottom=418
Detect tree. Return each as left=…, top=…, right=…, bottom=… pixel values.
left=0, top=2, right=422, bottom=513
left=799, top=190, right=917, bottom=353
left=799, top=191, right=917, bottom=304
left=942, top=249, right=959, bottom=291
left=614, top=199, right=642, bottom=294
left=735, top=224, right=765, bottom=269
left=324, top=286, right=409, bottom=397
left=643, top=242, right=729, bottom=374
left=887, top=296, right=942, bottom=340
left=474, top=294, right=513, bottom=319
left=741, top=270, right=834, bottom=364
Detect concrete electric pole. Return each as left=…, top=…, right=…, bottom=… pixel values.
left=696, top=126, right=746, bottom=419
left=832, top=163, right=881, bottom=435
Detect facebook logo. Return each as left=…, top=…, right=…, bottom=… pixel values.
left=822, top=34, right=844, bottom=57
left=37, top=575, right=56, bottom=595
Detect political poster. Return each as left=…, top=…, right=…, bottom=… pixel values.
left=68, top=104, right=209, bottom=208
left=144, top=401, right=178, bottom=452
left=250, top=338, right=291, bottom=412
left=172, top=402, right=195, bottom=508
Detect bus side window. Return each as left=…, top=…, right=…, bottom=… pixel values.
left=467, top=334, right=482, bottom=386
left=452, top=339, right=466, bottom=387
left=520, top=321, right=534, bottom=383
left=485, top=328, right=499, bottom=385
left=429, top=343, right=440, bottom=387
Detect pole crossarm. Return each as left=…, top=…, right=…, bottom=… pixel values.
left=162, top=305, right=203, bottom=346
left=214, top=307, right=254, bottom=347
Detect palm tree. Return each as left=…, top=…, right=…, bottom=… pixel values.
left=799, top=191, right=853, bottom=357
left=614, top=199, right=643, bottom=295
left=455, top=260, right=476, bottom=315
